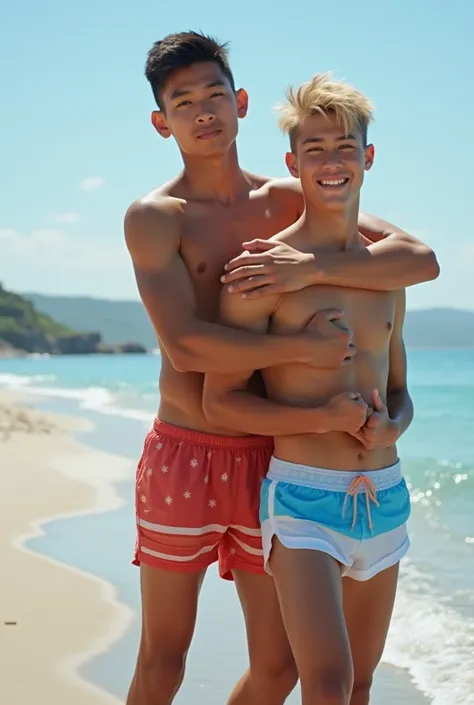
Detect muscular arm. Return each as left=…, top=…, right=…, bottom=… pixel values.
left=125, top=199, right=323, bottom=374
left=323, top=212, right=440, bottom=290
left=224, top=185, right=440, bottom=299
left=202, top=292, right=332, bottom=436
left=266, top=179, right=440, bottom=290
left=387, top=289, right=414, bottom=437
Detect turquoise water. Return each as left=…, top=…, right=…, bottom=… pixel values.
left=1, top=349, right=473, bottom=705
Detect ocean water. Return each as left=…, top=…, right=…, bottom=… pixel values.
left=1, top=349, right=473, bottom=705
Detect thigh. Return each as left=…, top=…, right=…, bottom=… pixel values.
left=342, top=563, right=399, bottom=687
left=139, top=564, right=206, bottom=657
left=233, top=568, right=295, bottom=676
left=269, top=538, right=352, bottom=679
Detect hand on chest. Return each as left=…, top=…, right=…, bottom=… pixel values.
left=273, top=286, right=396, bottom=349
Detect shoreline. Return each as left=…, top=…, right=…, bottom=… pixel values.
left=0, top=389, right=431, bottom=704
left=0, top=392, right=133, bottom=704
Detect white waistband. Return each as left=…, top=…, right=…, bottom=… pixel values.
left=267, top=456, right=402, bottom=492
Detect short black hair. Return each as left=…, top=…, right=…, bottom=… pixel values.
left=145, top=31, right=235, bottom=109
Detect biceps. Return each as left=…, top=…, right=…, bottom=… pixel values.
left=133, top=256, right=197, bottom=346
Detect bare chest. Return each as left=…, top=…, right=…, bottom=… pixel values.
left=272, top=286, right=397, bottom=351
left=180, top=200, right=291, bottom=319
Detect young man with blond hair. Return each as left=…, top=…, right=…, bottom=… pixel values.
left=204, top=73, right=413, bottom=705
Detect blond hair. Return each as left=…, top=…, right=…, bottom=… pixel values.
left=275, top=72, right=374, bottom=149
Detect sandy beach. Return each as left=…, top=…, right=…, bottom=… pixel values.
left=0, top=393, right=132, bottom=704
left=0, top=389, right=432, bottom=705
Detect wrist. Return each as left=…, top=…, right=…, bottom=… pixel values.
left=301, top=252, right=324, bottom=286
left=312, top=251, right=335, bottom=284
left=297, top=406, right=330, bottom=434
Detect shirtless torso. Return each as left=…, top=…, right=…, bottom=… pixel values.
left=127, top=173, right=303, bottom=434
left=263, top=235, right=399, bottom=471
left=207, top=225, right=407, bottom=471
left=265, top=281, right=398, bottom=470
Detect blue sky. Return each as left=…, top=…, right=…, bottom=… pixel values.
left=1, top=0, right=473, bottom=310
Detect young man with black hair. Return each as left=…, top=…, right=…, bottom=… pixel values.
left=125, top=31, right=438, bottom=705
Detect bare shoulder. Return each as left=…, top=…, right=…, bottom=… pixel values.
left=246, top=173, right=303, bottom=211
left=125, top=187, right=182, bottom=235
left=241, top=171, right=273, bottom=191
left=267, top=176, right=303, bottom=205
left=124, top=190, right=184, bottom=266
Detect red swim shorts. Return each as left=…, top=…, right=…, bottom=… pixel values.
left=133, top=419, right=273, bottom=580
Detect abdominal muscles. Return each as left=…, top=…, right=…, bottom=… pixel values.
left=264, top=285, right=398, bottom=471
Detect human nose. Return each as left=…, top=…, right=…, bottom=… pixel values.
left=321, top=150, right=343, bottom=170
left=195, top=102, right=216, bottom=124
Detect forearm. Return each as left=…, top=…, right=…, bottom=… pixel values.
left=172, top=319, right=303, bottom=374
left=313, top=233, right=439, bottom=291
left=387, top=389, right=414, bottom=438
left=203, top=389, right=330, bottom=436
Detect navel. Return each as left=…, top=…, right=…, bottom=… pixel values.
left=196, top=262, right=207, bottom=274
left=387, top=321, right=393, bottom=330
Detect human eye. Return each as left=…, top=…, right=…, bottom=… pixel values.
left=209, top=91, right=225, bottom=98
left=176, top=100, right=191, bottom=108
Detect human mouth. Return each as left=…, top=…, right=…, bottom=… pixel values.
left=317, top=178, right=350, bottom=188
left=196, top=129, right=222, bottom=140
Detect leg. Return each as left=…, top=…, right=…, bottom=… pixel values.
left=227, top=569, right=298, bottom=705
left=270, top=539, right=354, bottom=705
left=126, top=565, right=206, bottom=705
left=343, top=564, right=399, bottom=705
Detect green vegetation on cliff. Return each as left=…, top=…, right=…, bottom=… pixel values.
left=0, top=283, right=74, bottom=352
left=0, top=284, right=147, bottom=355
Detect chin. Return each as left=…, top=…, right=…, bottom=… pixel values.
left=305, top=191, right=349, bottom=211
left=320, top=200, right=349, bottom=212
left=200, top=136, right=235, bottom=155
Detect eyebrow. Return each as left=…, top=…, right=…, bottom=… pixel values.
left=302, top=134, right=357, bottom=145
left=170, top=80, right=226, bottom=101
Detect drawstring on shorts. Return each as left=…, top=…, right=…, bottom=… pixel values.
left=342, top=476, right=380, bottom=531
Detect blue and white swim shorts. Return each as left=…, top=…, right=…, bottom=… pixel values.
left=260, top=456, right=411, bottom=581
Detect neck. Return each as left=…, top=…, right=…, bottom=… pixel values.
left=180, top=142, right=250, bottom=204
left=302, top=199, right=361, bottom=250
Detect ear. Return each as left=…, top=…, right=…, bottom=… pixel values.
left=285, top=151, right=299, bottom=178
left=364, top=143, right=375, bottom=172
left=235, top=88, right=248, bottom=119
left=151, top=110, right=171, bottom=139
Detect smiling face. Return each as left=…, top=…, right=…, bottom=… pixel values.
left=151, top=61, right=248, bottom=157
left=285, top=111, right=375, bottom=211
